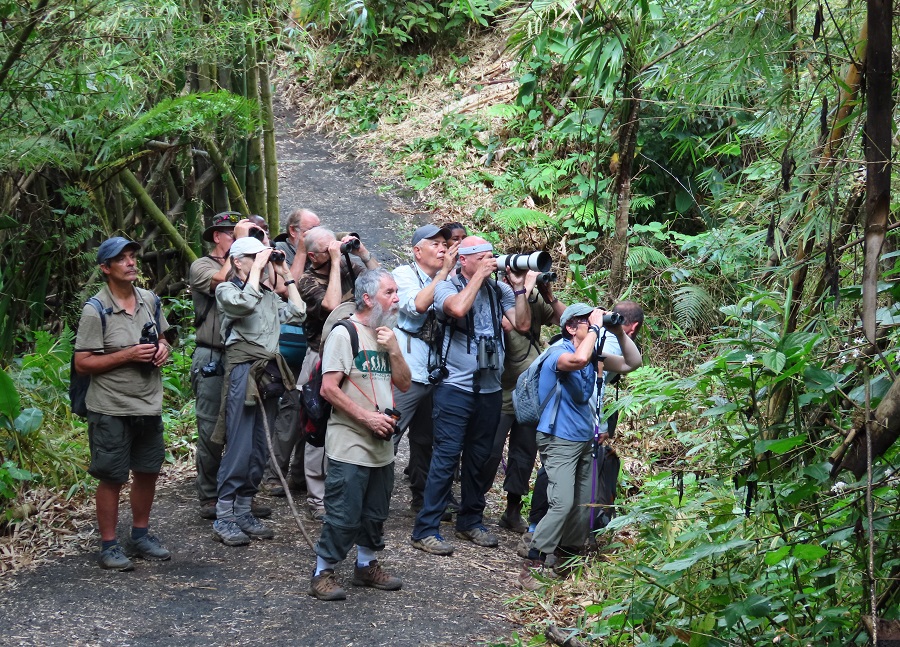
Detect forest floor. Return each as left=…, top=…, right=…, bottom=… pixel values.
left=0, top=102, right=526, bottom=647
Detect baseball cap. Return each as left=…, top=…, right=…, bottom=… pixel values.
left=411, top=224, right=451, bottom=247
left=229, top=236, right=267, bottom=257
left=202, top=211, right=241, bottom=242
left=559, top=303, right=594, bottom=329
left=96, top=237, right=140, bottom=265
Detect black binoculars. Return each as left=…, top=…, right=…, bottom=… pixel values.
left=383, top=407, right=402, bottom=438
left=428, top=365, right=449, bottom=385
left=536, top=271, right=557, bottom=284
left=270, top=249, right=285, bottom=264
left=200, top=360, right=224, bottom=378
left=340, top=238, right=361, bottom=254
left=602, top=312, right=625, bottom=327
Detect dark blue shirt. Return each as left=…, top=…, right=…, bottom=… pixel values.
left=536, top=339, right=597, bottom=442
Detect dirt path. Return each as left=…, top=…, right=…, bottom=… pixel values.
left=0, top=106, right=523, bottom=647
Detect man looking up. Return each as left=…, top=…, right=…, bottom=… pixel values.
left=298, top=227, right=380, bottom=519
left=276, top=208, right=321, bottom=282
left=74, top=237, right=172, bottom=571
left=391, top=224, right=457, bottom=513
left=309, top=269, right=411, bottom=600
left=518, top=304, right=641, bottom=590
left=410, top=236, right=530, bottom=556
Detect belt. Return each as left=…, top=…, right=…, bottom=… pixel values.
left=196, top=342, right=225, bottom=351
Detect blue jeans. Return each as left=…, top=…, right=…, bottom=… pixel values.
left=412, top=385, right=501, bottom=539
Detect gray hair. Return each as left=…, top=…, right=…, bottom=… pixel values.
left=354, top=268, right=392, bottom=310
left=304, top=226, right=335, bottom=254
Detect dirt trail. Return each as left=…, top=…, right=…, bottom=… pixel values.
left=0, top=105, right=522, bottom=646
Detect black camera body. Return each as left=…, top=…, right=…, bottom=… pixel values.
left=270, top=249, right=285, bottom=264
left=139, top=322, right=159, bottom=373
left=200, top=360, right=224, bottom=378
left=428, top=365, right=449, bottom=385
left=602, top=312, right=625, bottom=327
left=340, top=238, right=361, bottom=254
left=477, top=336, right=498, bottom=371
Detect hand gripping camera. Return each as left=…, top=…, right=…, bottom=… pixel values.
left=383, top=407, right=402, bottom=439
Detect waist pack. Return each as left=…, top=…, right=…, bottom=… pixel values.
left=512, top=341, right=564, bottom=427
left=258, top=358, right=286, bottom=401
left=300, top=320, right=358, bottom=447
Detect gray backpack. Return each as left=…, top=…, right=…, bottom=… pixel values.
left=512, top=341, right=565, bottom=428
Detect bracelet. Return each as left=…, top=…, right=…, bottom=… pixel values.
left=283, top=279, right=295, bottom=286
left=514, top=288, right=527, bottom=296
left=588, top=325, right=602, bottom=336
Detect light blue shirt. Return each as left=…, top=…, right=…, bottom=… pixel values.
left=536, top=339, right=597, bottom=442
left=392, top=262, right=442, bottom=384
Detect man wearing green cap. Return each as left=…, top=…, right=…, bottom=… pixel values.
left=74, top=237, right=172, bottom=571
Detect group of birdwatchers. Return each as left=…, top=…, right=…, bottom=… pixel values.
left=73, top=207, right=643, bottom=600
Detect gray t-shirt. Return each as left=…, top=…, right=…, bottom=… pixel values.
left=434, top=277, right=516, bottom=393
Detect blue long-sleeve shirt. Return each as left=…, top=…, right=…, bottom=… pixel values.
left=536, top=339, right=597, bottom=442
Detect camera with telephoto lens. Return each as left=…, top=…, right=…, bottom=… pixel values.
left=269, top=248, right=285, bottom=264
left=200, top=360, right=224, bottom=378
left=383, top=407, right=402, bottom=438
left=477, top=336, right=498, bottom=371
left=249, top=226, right=266, bottom=242
left=494, top=251, right=552, bottom=273
left=601, top=311, right=625, bottom=327
left=536, top=271, right=557, bottom=284
left=340, top=237, right=361, bottom=254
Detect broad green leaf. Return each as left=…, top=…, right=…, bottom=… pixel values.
left=792, top=543, right=827, bottom=560
left=764, top=545, right=791, bottom=565
left=14, top=408, right=43, bottom=435
left=761, top=350, right=786, bottom=373
left=660, top=539, right=753, bottom=572
left=754, top=434, right=806, bottom=455
left=0, top=368, right=20, bottom=421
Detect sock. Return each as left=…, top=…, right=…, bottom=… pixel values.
left=216, top=499, right=235, bottom=521
left=315, top=556, right=337, bottom=576
left=527, top=548, right=548, bottom=563
left=356, top=546, right=376, bottom=567
left=131, top=527, right=148, bottom=540
left=234, top=495, right=252, bottom=517
left=527, top=522, right=537, bottom=533
left=101, top=539, right=118, bottom=551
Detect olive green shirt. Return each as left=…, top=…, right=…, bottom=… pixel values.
left=216, top=280, right=306, bottom=354
left=189, top=255, right=226, bottom=349
left=500, top=291, right=556, bottom=415
left=75, top=285, right=170, bottom=416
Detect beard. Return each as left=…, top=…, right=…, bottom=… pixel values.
left=369, top=300, right=399, bottom=329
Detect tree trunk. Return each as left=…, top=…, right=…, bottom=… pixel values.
left=861, top=0, right=891, bottom=345
left=258, top=49, right=280, bottom=232
left=835, top=376, right=900, bottom=479
left=607, top=81, right=640, bottom=301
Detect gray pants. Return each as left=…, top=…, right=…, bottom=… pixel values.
left=191, top=347, right=225, bottom=503
left=297, top=350, right=327, bottom=509
left=315, top=458, right=394, bottom=564
left=263, top=387, right=305, bottom=485
left=217, top=362, right=278, bottom=502
left=391, top=381, right=433, bottom=506
left=530, top=432, right=593, bottom=555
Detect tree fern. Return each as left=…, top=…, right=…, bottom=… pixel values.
left=673, top=283, right=719, bottom=332
left=627, top=245, right=670, bottom=272
left=491, top=207, right=560, bottom=233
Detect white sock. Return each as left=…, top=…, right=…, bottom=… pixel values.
left=315, top=556, right=336, bottom=576
left=356, top=545, right=376, bottom=567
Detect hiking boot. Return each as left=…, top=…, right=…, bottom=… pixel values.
left=199, top=501, right=218, bottom=520
left=518, top=559, right=547, bottom=591
left=310, top=507, right=326, bottom=522
left=411, top=534, right=454, bottom=556
left=98, top=544, right=134, bottom=571
left=516, top=531, right=534, bottom=559
left=455, top=526, right=499, bottom=548
left=552, top=546, right=582, bottom=577
left=127, top=534, right=171, bottom=561
left=352, top=560, right=402, bottom=591
left=212, top=519, right=251, bottom=547
left=234, top=512, right=274, bottom=540
left=251, top=499, right=272, bottom=519
left=498, top=508, right=528, bottom=534
left=309, top=569, right=346, bottom=601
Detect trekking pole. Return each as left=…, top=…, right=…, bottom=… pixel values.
left=257, top=393, right=315, bottom=550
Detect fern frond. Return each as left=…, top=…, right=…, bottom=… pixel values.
left=673, top=283, right=719, bottom=332
left=627, top=245, right=670, bottom=272
left=491, top=207, right=560, bottom=233
left=98, top=90, right=259, bottom=161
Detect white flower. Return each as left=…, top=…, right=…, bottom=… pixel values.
left=831, top=481, right=847, bottom=494
left=742, top=354, right=755, bottom=367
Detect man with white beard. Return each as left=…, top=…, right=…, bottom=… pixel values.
left=308, top=269, right=412, bottom=601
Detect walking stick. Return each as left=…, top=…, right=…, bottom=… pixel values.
left=257, top=392, right=315, bottom=550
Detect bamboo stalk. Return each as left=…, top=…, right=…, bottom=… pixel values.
left=258, top=49, right=279, bottom=230
left=119, top=168, right=197, bottom=263
left=203, top=137, right=250, bottom=216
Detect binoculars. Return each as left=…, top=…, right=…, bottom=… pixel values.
left=270, top=249, right=285, bottom=264
left=383, top=407, right=402, bottom=438
left=338, top=232, right=361, bottom=255
left=602, top=311, right=625, bottom=327
left=495, top=251, right=551, bottom=273
left=536, top=271, right=557, bottom=284
left=248, top=226, right=266, bottom=242
left=139, top=322, right=159, bottom=374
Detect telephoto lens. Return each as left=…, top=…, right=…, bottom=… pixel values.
left=340, top=238, right=361, bottom=254
left=602, top=312, right=625, bottom=327
left=494, top=251, right=552, bottom=273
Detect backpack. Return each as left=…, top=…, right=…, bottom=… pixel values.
left=300, top=320, right=358, bottom=447
left=69, top=292, right=162, bottom=419
left=512, top=340, right=565, bottom=427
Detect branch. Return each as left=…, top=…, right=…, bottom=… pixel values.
left=0, top=0, right=51, bottom=90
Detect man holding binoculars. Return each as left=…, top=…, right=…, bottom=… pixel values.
left=411, top=236, right=531, bottom=556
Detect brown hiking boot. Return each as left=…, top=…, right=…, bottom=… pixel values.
left=518, top=559, right=546, bottom=591
left=309, top=569, right=346, bottom=601
left=352, top=560, right=402, bottom=591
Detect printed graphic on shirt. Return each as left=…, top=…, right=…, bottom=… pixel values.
left=355, top=350, right=391, bottom=377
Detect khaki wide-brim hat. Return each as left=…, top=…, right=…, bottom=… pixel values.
left=321, top=301, right=358, bottom=346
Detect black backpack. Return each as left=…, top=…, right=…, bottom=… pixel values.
left=69, top=293, right=162, bottom=418
left=300, top=320, right=358, bottom=447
